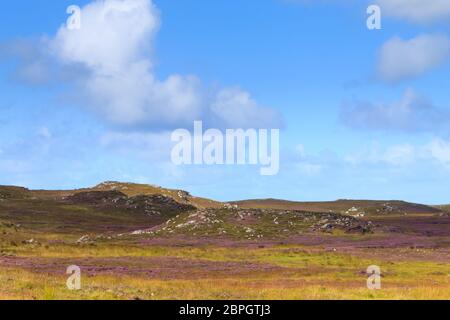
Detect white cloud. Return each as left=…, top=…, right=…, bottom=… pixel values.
left=383, top=144, right=416, bottom=165
left=344, top=142, right=416, bottom=166
left=345, top=139, right=450, bottom=168
left=285, top=0, right=450, bottom=23
left=376, top=0, right=450, bottom=23
left=52, top=0, right=159, bottom=72
left=24, top=0, right=282, bottom=130
left=341, top=89, right=449, bottom=133
left=378, top=34, right=450, bottom=82
left=48, top=0, right=203, bottom=128
left=211, top=87, right=283, bottom=128
left=293, top=144, right=325, bottom=175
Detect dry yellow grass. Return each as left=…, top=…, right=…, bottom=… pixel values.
left=1, top=267, right=449, bottom=300
left=1, top=244, right=449, bottom=300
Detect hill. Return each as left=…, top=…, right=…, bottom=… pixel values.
left=0, top=182, right=449, bottom=300
left=434, top=204, right=450, bottom=214
left=0, top=181, right=447, bottom=245
left=231, top=198, right=441, bottom=216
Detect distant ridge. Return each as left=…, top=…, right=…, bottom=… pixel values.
left=0, top=181, right=444, bottom=215
left=231, top=198, right=441, bottom=215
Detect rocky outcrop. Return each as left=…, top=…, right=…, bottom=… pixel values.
left=67, top=191, right=196, bottom=216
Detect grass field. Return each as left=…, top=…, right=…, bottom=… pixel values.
left=1, top=243, right=449, bottom=300
left=0, top=183, right=449, bottom=300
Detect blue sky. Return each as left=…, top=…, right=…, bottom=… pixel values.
left=1, top=0, right=450, bottom=203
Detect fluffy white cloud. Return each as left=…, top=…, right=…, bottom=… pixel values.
left=378, top=34, right=450, bottom=82
left=48, top=0, right=202, bottom=128
left=52, top=0, right=159, bottom=72
left=41, top=0, right=281, bottom=130
left=211, top=88, right=283, bottom=128
left=376, top=0, right=450, bottom=23
left=341, top=89, right=448, bottom=133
